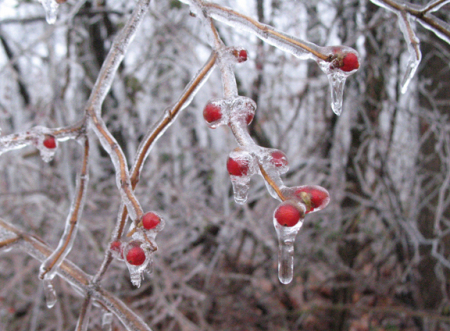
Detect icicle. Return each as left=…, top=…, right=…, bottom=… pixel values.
left=102, top=312, right=113, bottom=331
left=316, top=46, right=359, bottom=116
left=328, top=73, right=346, bottom=116
left=397, top=12, right=422, bottom=93
left=38, top=0, right=59, bottom=24
left=273, top=201, right=305, bottom=284
left=123, top=241, right=151, bottom=287
left=43, top=278, right=57, bottom=308
left=230, top=175, right=251, bottom=204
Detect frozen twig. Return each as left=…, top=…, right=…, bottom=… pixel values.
left=201, top=2, right=330, bottom=61
left=94, top=52, right=218, bottom=282
left=39, top=137, right=90, bottom=280
left=0, top=218, right=153, bottom=331
left=371, top=0, right=450, bottom=91
left=85, top=0, right=151, bottom=222
left=183, top=0, right=288, bottom=201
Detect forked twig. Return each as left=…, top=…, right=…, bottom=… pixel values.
left=0, top=218, right=153, bottom=331
left=94, top=52, right=218, bottom=282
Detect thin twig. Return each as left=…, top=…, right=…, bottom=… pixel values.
left=39, top=137, right=90, bottom=279
left=0, top=218, right=153, bottom=331
left=94, top=52, right=217, bottom=280
left=85, top=0, right=151, bottom=222
left=203, top=2, right=330, bottom=61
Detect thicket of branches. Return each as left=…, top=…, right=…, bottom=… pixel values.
left=1, top=0, right=450, bottom=330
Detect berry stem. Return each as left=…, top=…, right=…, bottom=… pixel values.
left=258, top=164, right=287, bottom=201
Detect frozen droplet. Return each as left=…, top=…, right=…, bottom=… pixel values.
left=43, top=278, right=57, bottom=308
left=230, top=175, right=251, bottom=204
left=316, top=46, right=359, bottom=116
left=102, top=312, right=113, bottom=331
left=38, top=0, right=59, bottom=24
left=328, top=73, right=346, bottom=116
left=273, top=207, right=304, bottom=284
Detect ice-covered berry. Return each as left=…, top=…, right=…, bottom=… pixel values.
left=203, top=102, right=222, bottom=124
left=110, top=241, right=123, bottom=259
left=270, top=150, right=288, bottom=168
left=227, top=156, right=249, bottom=177
left=340, top=53, right=359, bottom=72
left=274, top=202, right=303, bottom=227
left=126, top=246, right=146, bottom=266
left=43, top=135, right=57, bottom=149
left=142, top=212, right=161, bottom=230
left=331, top=48, right=359, bottom=72
left=237, top=49, right=247, bottom=63
left=294, top=186, right=330, bottom=214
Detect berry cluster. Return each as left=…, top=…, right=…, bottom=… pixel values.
left=111, top=211, right=163, bottom=269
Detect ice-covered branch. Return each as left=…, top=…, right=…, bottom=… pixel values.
left=0, top=122, right=83, bottom=159
left=371, top=0, right=450, bottom=92
left=39, top=137, right=90, bottom=280
left=0, top=218, right=153, bottom=331
left=183, top=0, right=331, bottom=285
left=85, top=0, right=151, bottom=222
left=202, top=2, right=330, bottom=61
left=93, top=52, right=217, bottom=283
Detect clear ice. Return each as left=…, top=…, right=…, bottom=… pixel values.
left=273, top=212, right=304, bottom=284
left=38, top=0, right=59, bottom=24
left=397, top=12, right=422, bottom=93
left=102, top=312, right=113, bottom=331
left=43, top=278, right=57, bottom=308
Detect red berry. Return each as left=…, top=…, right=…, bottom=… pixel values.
left=270, top=150, right=288, bottom=168
left=232, top=49, right=248, bottom=63
left=126, top=246, right=146, bottom=266
left=340, top=53, right=359, bottom=72
left=246, top=112, right=254, bottom=125
left=110, top=241, right=123, bottom=258
left=142, top=212, right=160, bottom=230
left=294, top=186, right=330, bottom=214
left=227, top=156, right=249, bottom=176
left=237, top=50, right=247, bottom=63
left=43, top=135, right=56, bottom=149
left=274, top=203, right=302, bottom=227
left=203, top=102, right=222, bottom=124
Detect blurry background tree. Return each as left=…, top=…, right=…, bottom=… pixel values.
left=0, top=0, right=449, bottom=330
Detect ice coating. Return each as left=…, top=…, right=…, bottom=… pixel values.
left=123, top=241, right=151, bottom=287
left=43, top=278, right=57, bottom=308
left=273, top=202, right=306, bottom=284
left=397, top=12, right=422, bottom=93
left=206, top=4, right=318, bottom=61
left=282, top=185, right=330, bottom=214
left=316, top=46, right=360, bottom=116
left=39, top=138, right=89, bottom=280
left=102, top=312, right=113, bottom=331
left=422, top=0, right=450, bottom=13
left=38, top=0, right=59, bottom=24
left=230, top=96, right=256, bottom=126
left=227, top=148, right=257, bottom=204
left=90, top=120, right=140, bottom=222
left=203, top=98, right=230, bottom=129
